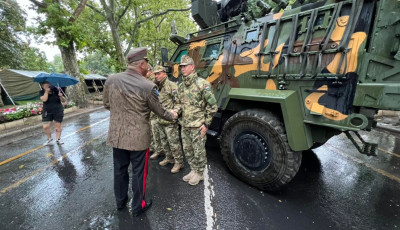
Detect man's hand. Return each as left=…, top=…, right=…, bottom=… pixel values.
left=58, top=92, right=63, bottom=97
left=171, top=110, right=178, bottom=119
left=199, top=124, right=207, bottom=138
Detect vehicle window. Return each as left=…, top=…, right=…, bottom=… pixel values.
left=174, top=50, right=188, bottom=62
left=203, top=43, right=221, bottom=59
left=245, top=30, right=258, bottom=41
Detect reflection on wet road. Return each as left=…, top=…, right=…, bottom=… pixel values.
left=0, top=109, right=399, bottom=229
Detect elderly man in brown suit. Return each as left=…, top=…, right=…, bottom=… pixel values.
left=103, top=47, right=177, bottom=216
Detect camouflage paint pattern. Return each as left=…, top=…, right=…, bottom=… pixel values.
left=166, top=0, right=400, bottom=147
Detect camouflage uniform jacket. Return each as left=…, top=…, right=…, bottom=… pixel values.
left=176, top=72, right=218, bottom=128
left=156, top=77, right=179, bottom=125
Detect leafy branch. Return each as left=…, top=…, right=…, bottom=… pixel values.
left=124, top=7, right=190, bottom=55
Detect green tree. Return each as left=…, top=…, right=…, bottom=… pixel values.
left=20, top=46, right=50, bottom=71
left=135, top=8, right=196, bottom=64
left=50, top=54, right=65, bottom=73
left=29, top=0, right=89, bottom=107
left=80, top=52, right=114, bottom=76
left=0, top=0, right=26, bottom=69
left=87, top=0, right=195, bottom=69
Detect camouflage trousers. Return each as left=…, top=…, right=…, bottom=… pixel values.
left=150, top=119, right=165, bottom=153
left=149, top=122, right=154, bottom=152
left=158, top=123, right=184, bottom=164
left=181, top=127, right=207, bottom=173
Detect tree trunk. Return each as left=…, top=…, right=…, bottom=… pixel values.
left=57, top=33, right=87, bottom=108
left=109, top=20, right=126, bottom=71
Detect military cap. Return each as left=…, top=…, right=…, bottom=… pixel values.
left=153, top=65, right=166, bottom=73
left=179, top=55, right=194, bottom=66
left=126, top=47, right=149, bottom=64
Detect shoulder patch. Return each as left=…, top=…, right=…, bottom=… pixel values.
left=154, top=88, right=159, bottom=96
left=204, top=84, right=211, bottom=91
left=172, top=89, right=177, bottom=94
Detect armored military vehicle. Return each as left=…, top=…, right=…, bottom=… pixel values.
left=161, top=0, right=400, bottom=191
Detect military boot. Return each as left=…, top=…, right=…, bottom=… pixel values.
left=182, top=170, right=195, bottom=182
left=159, top=158, right=174, bottom=166
left=150, top=151, right=163, bottom=160
left=188, top=171, right=204, bottom=186
left=171, top=163, right=184, bottom=173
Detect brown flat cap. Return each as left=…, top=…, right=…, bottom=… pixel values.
left=127, top=47, right=148, bottom=63
left=153, top=65, right=166, bottom=73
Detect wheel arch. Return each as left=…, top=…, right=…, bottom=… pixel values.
left=221, top=88, right=313, bottom=151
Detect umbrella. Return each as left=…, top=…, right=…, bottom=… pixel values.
left=34, top=73, right=79, bottom=87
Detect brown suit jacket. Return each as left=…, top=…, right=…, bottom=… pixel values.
left=103, top=69, right=174, bottom=151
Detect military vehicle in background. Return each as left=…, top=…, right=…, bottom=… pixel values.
left=161, top=0, right=400, bottom=191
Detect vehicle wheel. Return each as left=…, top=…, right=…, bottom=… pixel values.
left=220, top=109, right=302, bottom=191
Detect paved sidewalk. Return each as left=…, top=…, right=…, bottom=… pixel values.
left=0, top=105, right=106, bottom=146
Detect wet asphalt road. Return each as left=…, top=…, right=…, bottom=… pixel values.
left=0, top=109, right=399, bottom=230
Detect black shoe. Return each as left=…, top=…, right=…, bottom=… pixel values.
left=132, top=199, right=152, bottom=217
left=117, top=198, right=128, bottom=210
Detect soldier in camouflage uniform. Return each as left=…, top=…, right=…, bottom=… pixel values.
left=146, top=66, right=166, bottom=158
left=175, top=55, right=218, bottom=185
left=153, top=65, right=184, bottom=173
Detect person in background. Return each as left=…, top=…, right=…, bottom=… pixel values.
left=103, top=47, right=178, bottom=216
left=153, top=65, right=184, bottom=173
left=40, top=81, right=66, bottom=146
left=145, top=65, right=165, bottom=158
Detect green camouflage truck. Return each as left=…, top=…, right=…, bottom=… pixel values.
left=161, top=0, right=400, bottom=191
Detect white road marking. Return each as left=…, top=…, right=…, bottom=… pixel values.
left=204, top=165, right=216, bottom=230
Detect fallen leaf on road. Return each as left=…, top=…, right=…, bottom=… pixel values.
left=278, top=200, right=282, bottom=203
left=19, top=165, right=24, bottom=169
left=167, top=208, right=172, bottom=211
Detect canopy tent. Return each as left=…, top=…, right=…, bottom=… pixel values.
left=0, top=69, right=46, bottom=105
left=83, top=74, right=107, bottom=93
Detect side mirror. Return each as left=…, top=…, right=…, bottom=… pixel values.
left=161, top=48, right=169, bottom=64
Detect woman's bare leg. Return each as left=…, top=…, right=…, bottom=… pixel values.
left=43, top=122, right=52, bottom=139
left=54, top=122, right=62, bottom=140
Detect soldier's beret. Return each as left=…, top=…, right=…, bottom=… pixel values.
left=126, top=47, right=149, bottom=64
left=179, top=55, right=194, bottom=66
left=153, top=65, right=166, bottom=73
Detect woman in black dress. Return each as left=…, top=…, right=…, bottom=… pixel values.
left=40, top=81, right=66, bottom=145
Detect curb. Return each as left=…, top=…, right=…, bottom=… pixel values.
left=376, top=124, right=400, bottom=135
left=0, top=106, right=106, bottom=141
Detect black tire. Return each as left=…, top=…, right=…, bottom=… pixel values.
left=220, top=109, right=302, bottom=191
